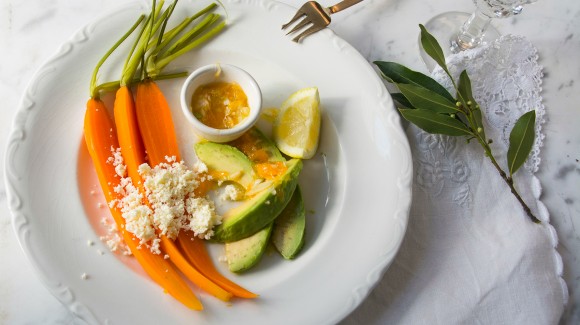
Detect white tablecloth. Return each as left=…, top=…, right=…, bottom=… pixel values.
left=344, top=35, right=566, bottom=324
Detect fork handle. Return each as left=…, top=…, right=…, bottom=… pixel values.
left=328, top=0, right=364, bottom=14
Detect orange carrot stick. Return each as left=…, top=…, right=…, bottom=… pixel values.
left=114, top=80, right=233, bottom=302
left=83, top=98, right=202, bottom=310
left=178, top=232, right=258, bottom=298
left=135, top=79, right=181, bottom=166
left=135, top=79, right=257, bottom=298
left=161, top=236, right=233, bottom=302
left=114, top=85, right=146, bottom=183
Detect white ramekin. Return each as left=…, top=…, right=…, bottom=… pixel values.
left=180, top=63, right=262, bottom=143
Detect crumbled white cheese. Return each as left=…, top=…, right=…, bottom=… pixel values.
left=99, top=217, right=131, bottom=256
left=81, top=273, right=88, bottom=280
left=87, top=240, right=94, bottom=247
left=193, top=160, right=208, bottom=174
left=221, top=184, right=244, bottom=201
left=185, top=198, right=221, bottom=239
left=104, top=152, right=222, bottom=254
left=108, top=147, right=126, bottom=179
left=139, top=159, right=221, bottom=240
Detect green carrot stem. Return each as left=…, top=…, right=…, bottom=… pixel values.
left=154, top=71, right=189, bottom=80
left=95, top=71, right=188, bottom=93
left=121, top=14, right=154, bottom=85
left=144, top=4, right=218, bottom=76
left=161, top=13, right=218, bottom=58
left=148, top=15, right=223, bottom=77
left=144, top=0, right=178, bottom=78
left=147, top=0, right=175, bottom=45
left=153, top=19, right=226, bottom=75
left=149, top=3, right=217, bottom=52
left=90, top=14, right=145, bottom=98
left=170, top=19, right=226, bottom=57
left=121, top=0, right=165, bottom=85
left=156, top=0, right=177, bottom=48
left=122, top=14, right=151, bottom=75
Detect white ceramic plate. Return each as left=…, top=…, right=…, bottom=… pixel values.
left=5, top=0, right=412, bottom=324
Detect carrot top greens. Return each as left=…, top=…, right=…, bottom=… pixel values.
left=89, top=14, right=145, bottom=99
left=117, top=0, right=225, bottom=86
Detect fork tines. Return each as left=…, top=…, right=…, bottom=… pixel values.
left=281, top=1, right=330, bottom=42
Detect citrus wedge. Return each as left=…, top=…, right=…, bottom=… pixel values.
left=273, top=87, right=321, bottom=159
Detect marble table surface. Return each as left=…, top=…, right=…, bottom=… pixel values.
left=0, top=0, right=578, bottom=323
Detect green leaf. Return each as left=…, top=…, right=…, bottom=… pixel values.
left=507, top=110, right=536, bottom=175
left=419, top=24, right=448, bottom=74
left=397, top=83, right=458, bottom=114
left=457, top=70, right=485, bottom=139
left=374, top=61, right=454, bottom=101
left=457, top=70, right=473, bottom=103
left=399, top=108, right=473, bottom=136
left=391, top=93, right=415, bottom=109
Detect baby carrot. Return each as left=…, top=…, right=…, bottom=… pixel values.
left=113, top=78, right=233, bottom=303
left=84, top=10, right=202, bottom=310
left=112, top=2, right=237, bottom=302
left=178, top=232, right=258, bottom=298
left=84, top=99, right=203, bottom=310
left=135, top=79, right=181, bottom=165
left=135, top=79, right=257, bottom=299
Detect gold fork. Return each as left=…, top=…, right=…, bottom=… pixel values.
left=282, top=0, right=364, bottom=42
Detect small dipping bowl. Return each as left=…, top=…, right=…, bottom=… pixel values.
left=180, top=63, right=262, bottom=143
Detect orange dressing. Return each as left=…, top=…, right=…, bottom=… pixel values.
left=254, top=162, right=287, bottom=180
left=193, top=178, right=216, bottom=197
left=229, top=132, right=288, bottom=180
left=191, top=82, right=250, bottom=129
left=229, top=133, right=270, bottom=163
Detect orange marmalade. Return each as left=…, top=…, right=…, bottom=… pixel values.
left=190, top=82, right=250, bottom=129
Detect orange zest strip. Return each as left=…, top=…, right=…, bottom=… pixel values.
left=83, top=98, right=202, bottom=310
left=135, top=79, right=256, bottom=299
left=114, top=83, right=232, bottom=302
left=178, top=231, right=258, bottom=299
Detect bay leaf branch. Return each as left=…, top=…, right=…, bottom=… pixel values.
left=399, top=108, right=473, bottom=136
left=507, top=110, right=536, bottom=176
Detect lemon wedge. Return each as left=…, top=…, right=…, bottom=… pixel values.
left=273, top=87, right=321, bottom=159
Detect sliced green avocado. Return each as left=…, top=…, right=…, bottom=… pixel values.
left=225, top=223, right=273, bottom=273
left=231, top=127, right=307, bottom=259
left=195, top=142, right=255, bottom=189
left=271, top=186, right=306, bottom=259
left=228, top=127, right=285, bottom=163
left=212, top=159, right=303, bottom=242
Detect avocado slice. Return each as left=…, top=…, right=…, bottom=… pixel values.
left=271, top=186, right=306, bottom=259
left=230, top=127, right=307, bottom=259
left=228, top=127, right=285, bottom=163
left=195, top=142, right=255, bottom=189
left=225, top=223, right=273, bottom=273
left=212, top=158, right=303, bottom=242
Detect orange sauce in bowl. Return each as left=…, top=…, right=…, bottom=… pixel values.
left=190, top=82, right=250, bottom=129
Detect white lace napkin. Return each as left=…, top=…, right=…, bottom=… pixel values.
left=343, top=35, right=567, bottom=324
